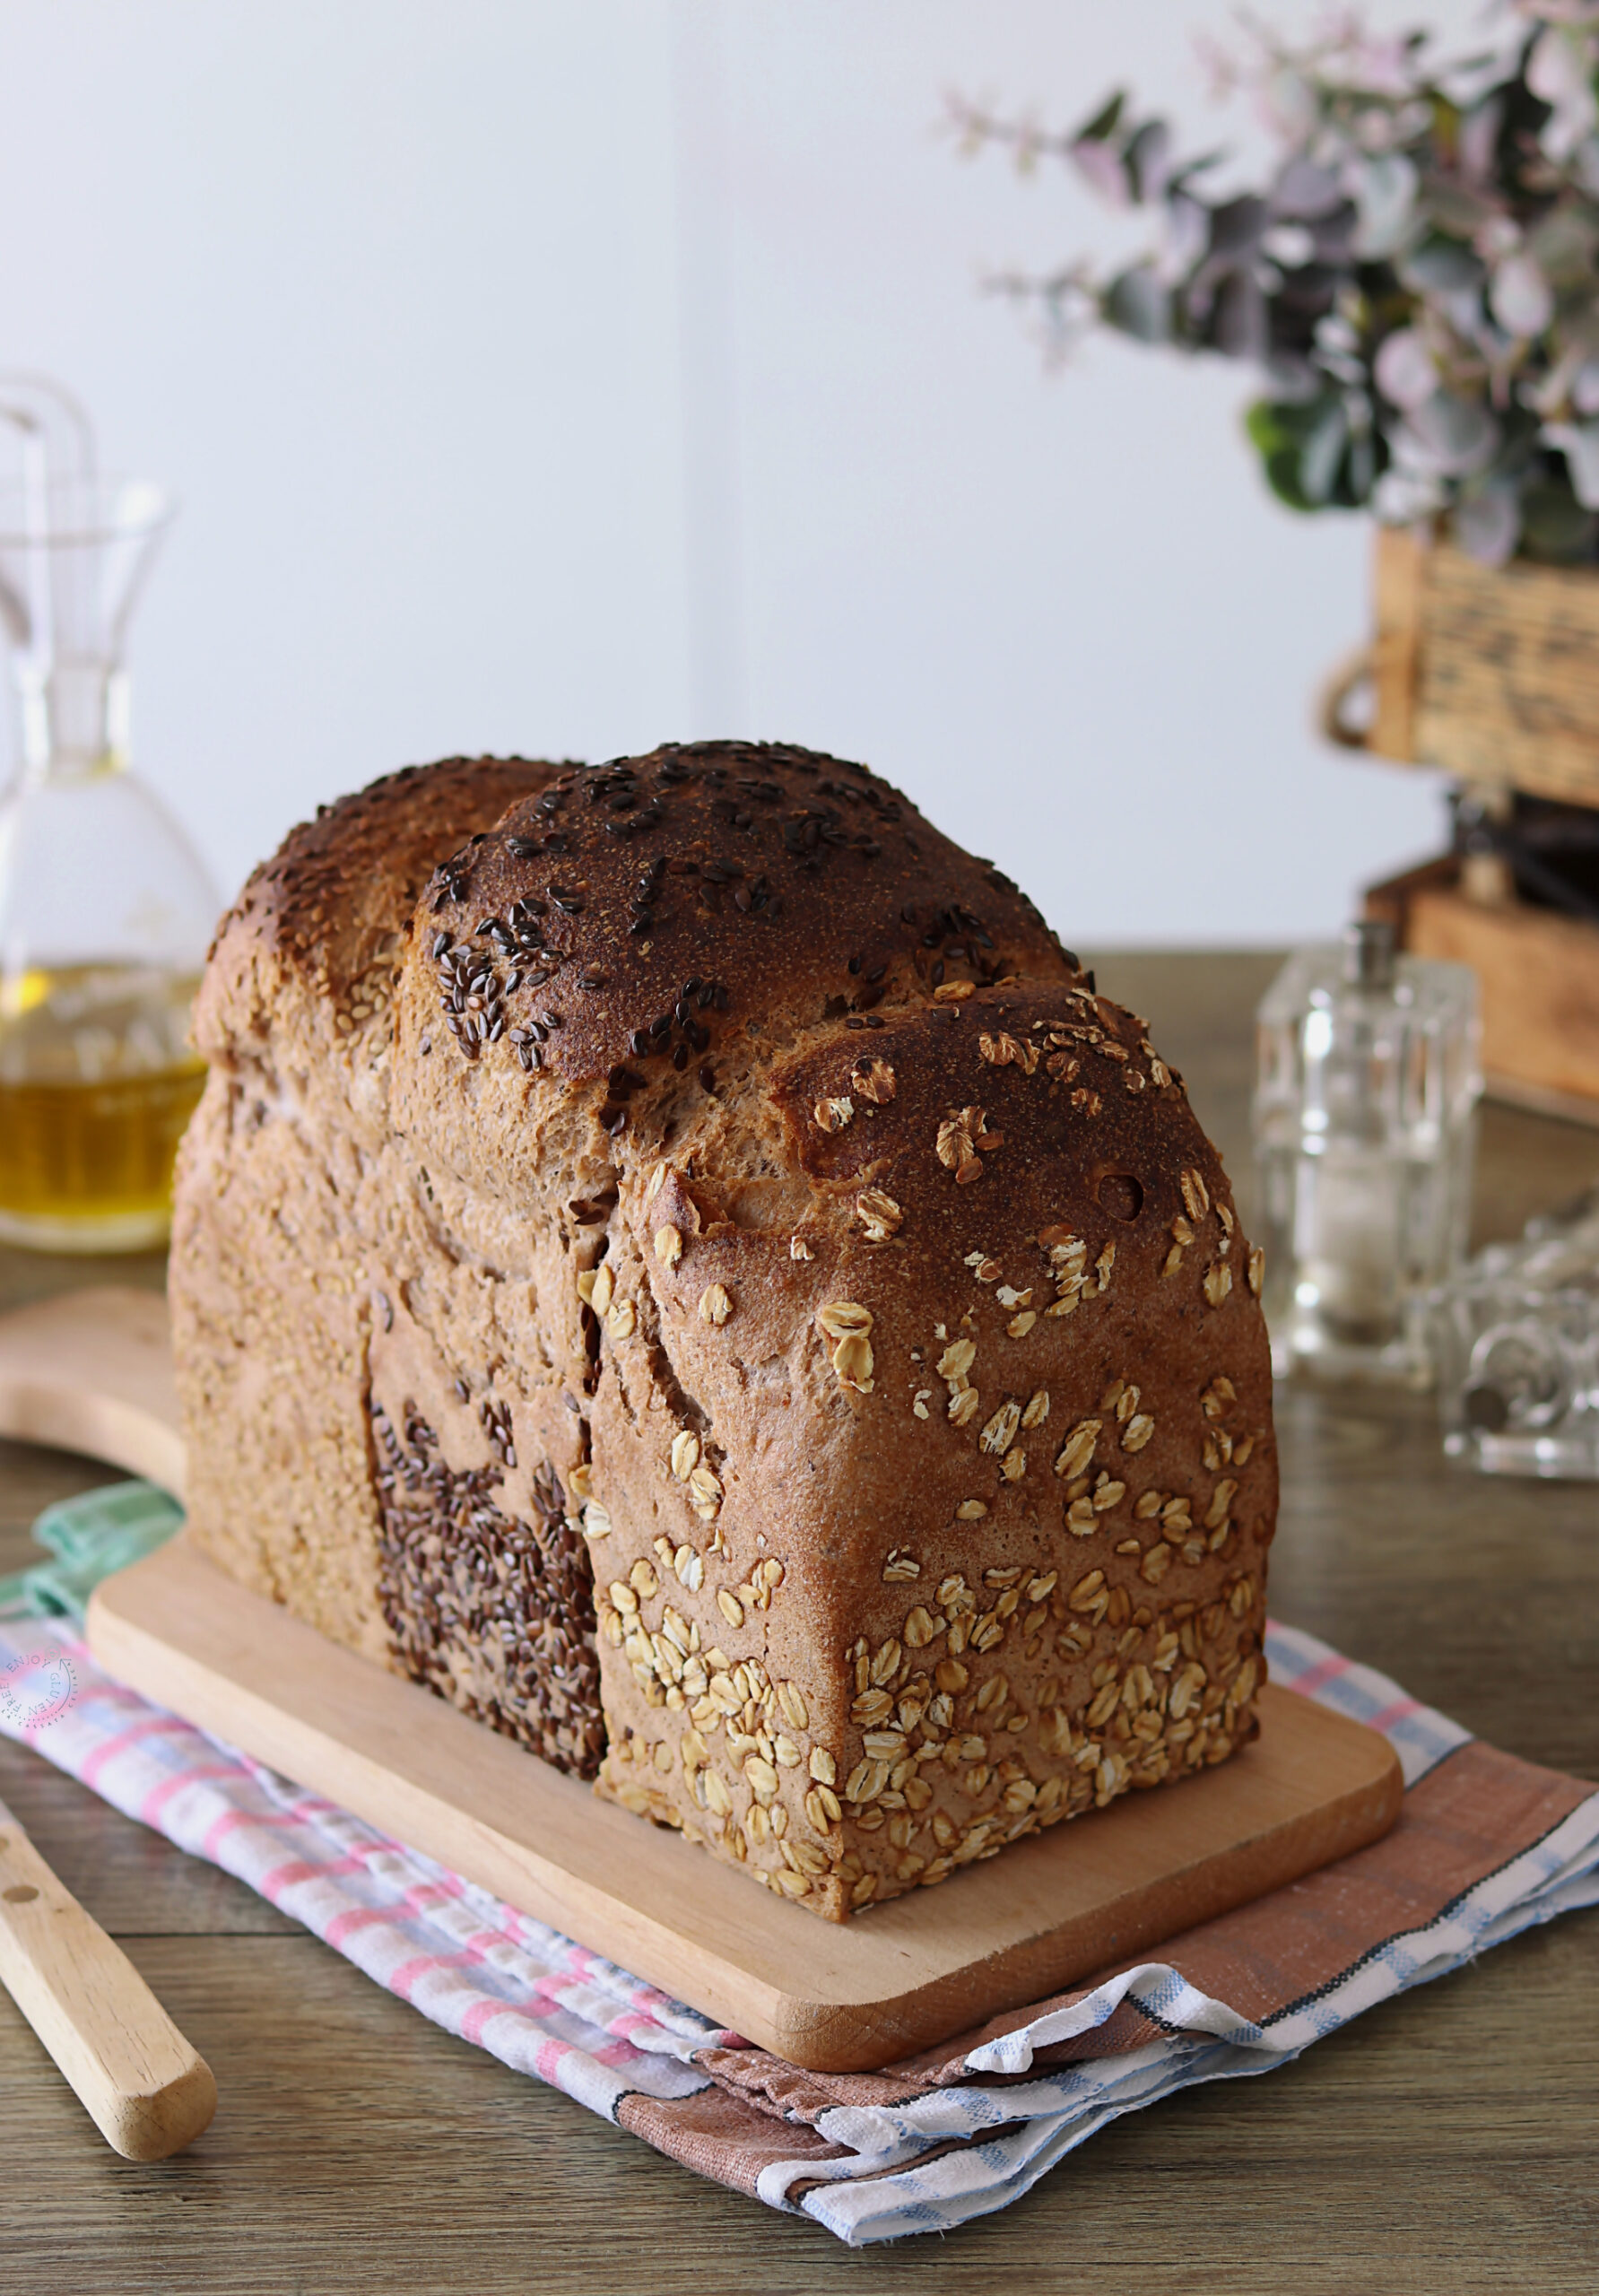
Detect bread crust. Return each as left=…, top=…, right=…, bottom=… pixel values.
left=173, top=743, right=1275, bottom=1915
left=172, top=758, right=563, bottom=1660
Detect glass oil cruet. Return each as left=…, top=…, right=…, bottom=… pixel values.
left=0, top=376, right=218, bottom=1251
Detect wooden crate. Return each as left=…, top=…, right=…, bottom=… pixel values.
left=1365, top=853, right=1599, bottom=1122
left=1370, top=526, right=1599, bottom=807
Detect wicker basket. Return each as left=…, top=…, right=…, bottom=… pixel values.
left=1365, top=525, right=1599, bottom=808
left=1325, top=527, right=1599, bottom=1126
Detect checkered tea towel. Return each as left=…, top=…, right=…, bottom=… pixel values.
left=1, top=1484, right=1595, bottom=2247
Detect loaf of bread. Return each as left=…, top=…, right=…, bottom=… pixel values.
left=172, top=743, right=1275, bottom=1918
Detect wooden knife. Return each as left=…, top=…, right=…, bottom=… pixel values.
left=0, top=1796, right=216, bottom=2159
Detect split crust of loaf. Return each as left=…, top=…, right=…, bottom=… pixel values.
left=171, top=743, right=1276, bottom=1919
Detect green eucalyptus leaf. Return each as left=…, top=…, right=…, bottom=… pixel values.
left=1212, top=268, right=1267, bottom=360
left=1543, top=417, right=1599, bottom=509
left=1350, top=153, right=1418, bottom=258
left=1126, top=118, right=1171, bottom=203
left=1167, top=148, right=1226, bottom=194
left=1528, top=203, right=1599, bottom=285
left=1246, top=397, right=1318, bottom=511
left=1104, top=263, right=1170, bottom=343
left=1299, top=400, right=1351, bottom=504
left=1273, top=158, right=1344, bottom=221
left=1075, top=90, right=1125, bottom=144
left=1519, top=474, right=1596, bottom=561
left=1399, top=235, right=1484, bottom=294
left=1405, top=391, right=1499, bottom=476
left=1208, top=194, right=1268, bottom=259
left=1421, top=178, right=1499, bottom=238
left=1340, top=427, right=1381, bottom=507
left=1455, top=483, right=1521, bottom=564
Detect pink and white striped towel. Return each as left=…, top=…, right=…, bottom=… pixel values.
left=2, top=1597, right=1595, bottom=2245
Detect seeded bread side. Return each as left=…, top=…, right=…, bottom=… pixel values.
left=378, top=745, right=1275, bottom=1916
left=170, top=759, right=561, bottom=1662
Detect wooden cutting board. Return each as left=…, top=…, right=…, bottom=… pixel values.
left=3, top=1287, right=1404, bottom=2074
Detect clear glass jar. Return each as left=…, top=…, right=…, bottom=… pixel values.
left=1253, top=921, right=1482, bottom=1387
left=0, top=378, right=218, bottom=1251
left=1433, top=1187, right=1599, bottom=1479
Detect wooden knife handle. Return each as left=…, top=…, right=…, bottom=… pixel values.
left=0, top=1814, right=215, bottom=2160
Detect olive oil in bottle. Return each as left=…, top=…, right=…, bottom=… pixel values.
left=0, top=377, right=219, bottom=1252
left=0, top=965, right=204, bottom=1249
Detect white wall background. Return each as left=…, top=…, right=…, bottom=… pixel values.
left=0, top=0, right=1477, bottom=941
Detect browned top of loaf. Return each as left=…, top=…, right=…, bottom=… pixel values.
left=194, top=757, right=562, bottom=1114
left=403, top=741, right=1078, bottom=1092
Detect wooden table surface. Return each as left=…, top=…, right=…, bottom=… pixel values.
left=2, top=951, right=1595, bottom=2294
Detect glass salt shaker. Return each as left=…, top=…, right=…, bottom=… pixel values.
left=0, top=377, right=219, bottom=1251
left=1432, top=1185, right=1599, bottom=1478
left=1252, top=919, right=1481, bottom=1387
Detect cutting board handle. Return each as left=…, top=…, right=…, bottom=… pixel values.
left=0, top=1286, right=184, bottom=1497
